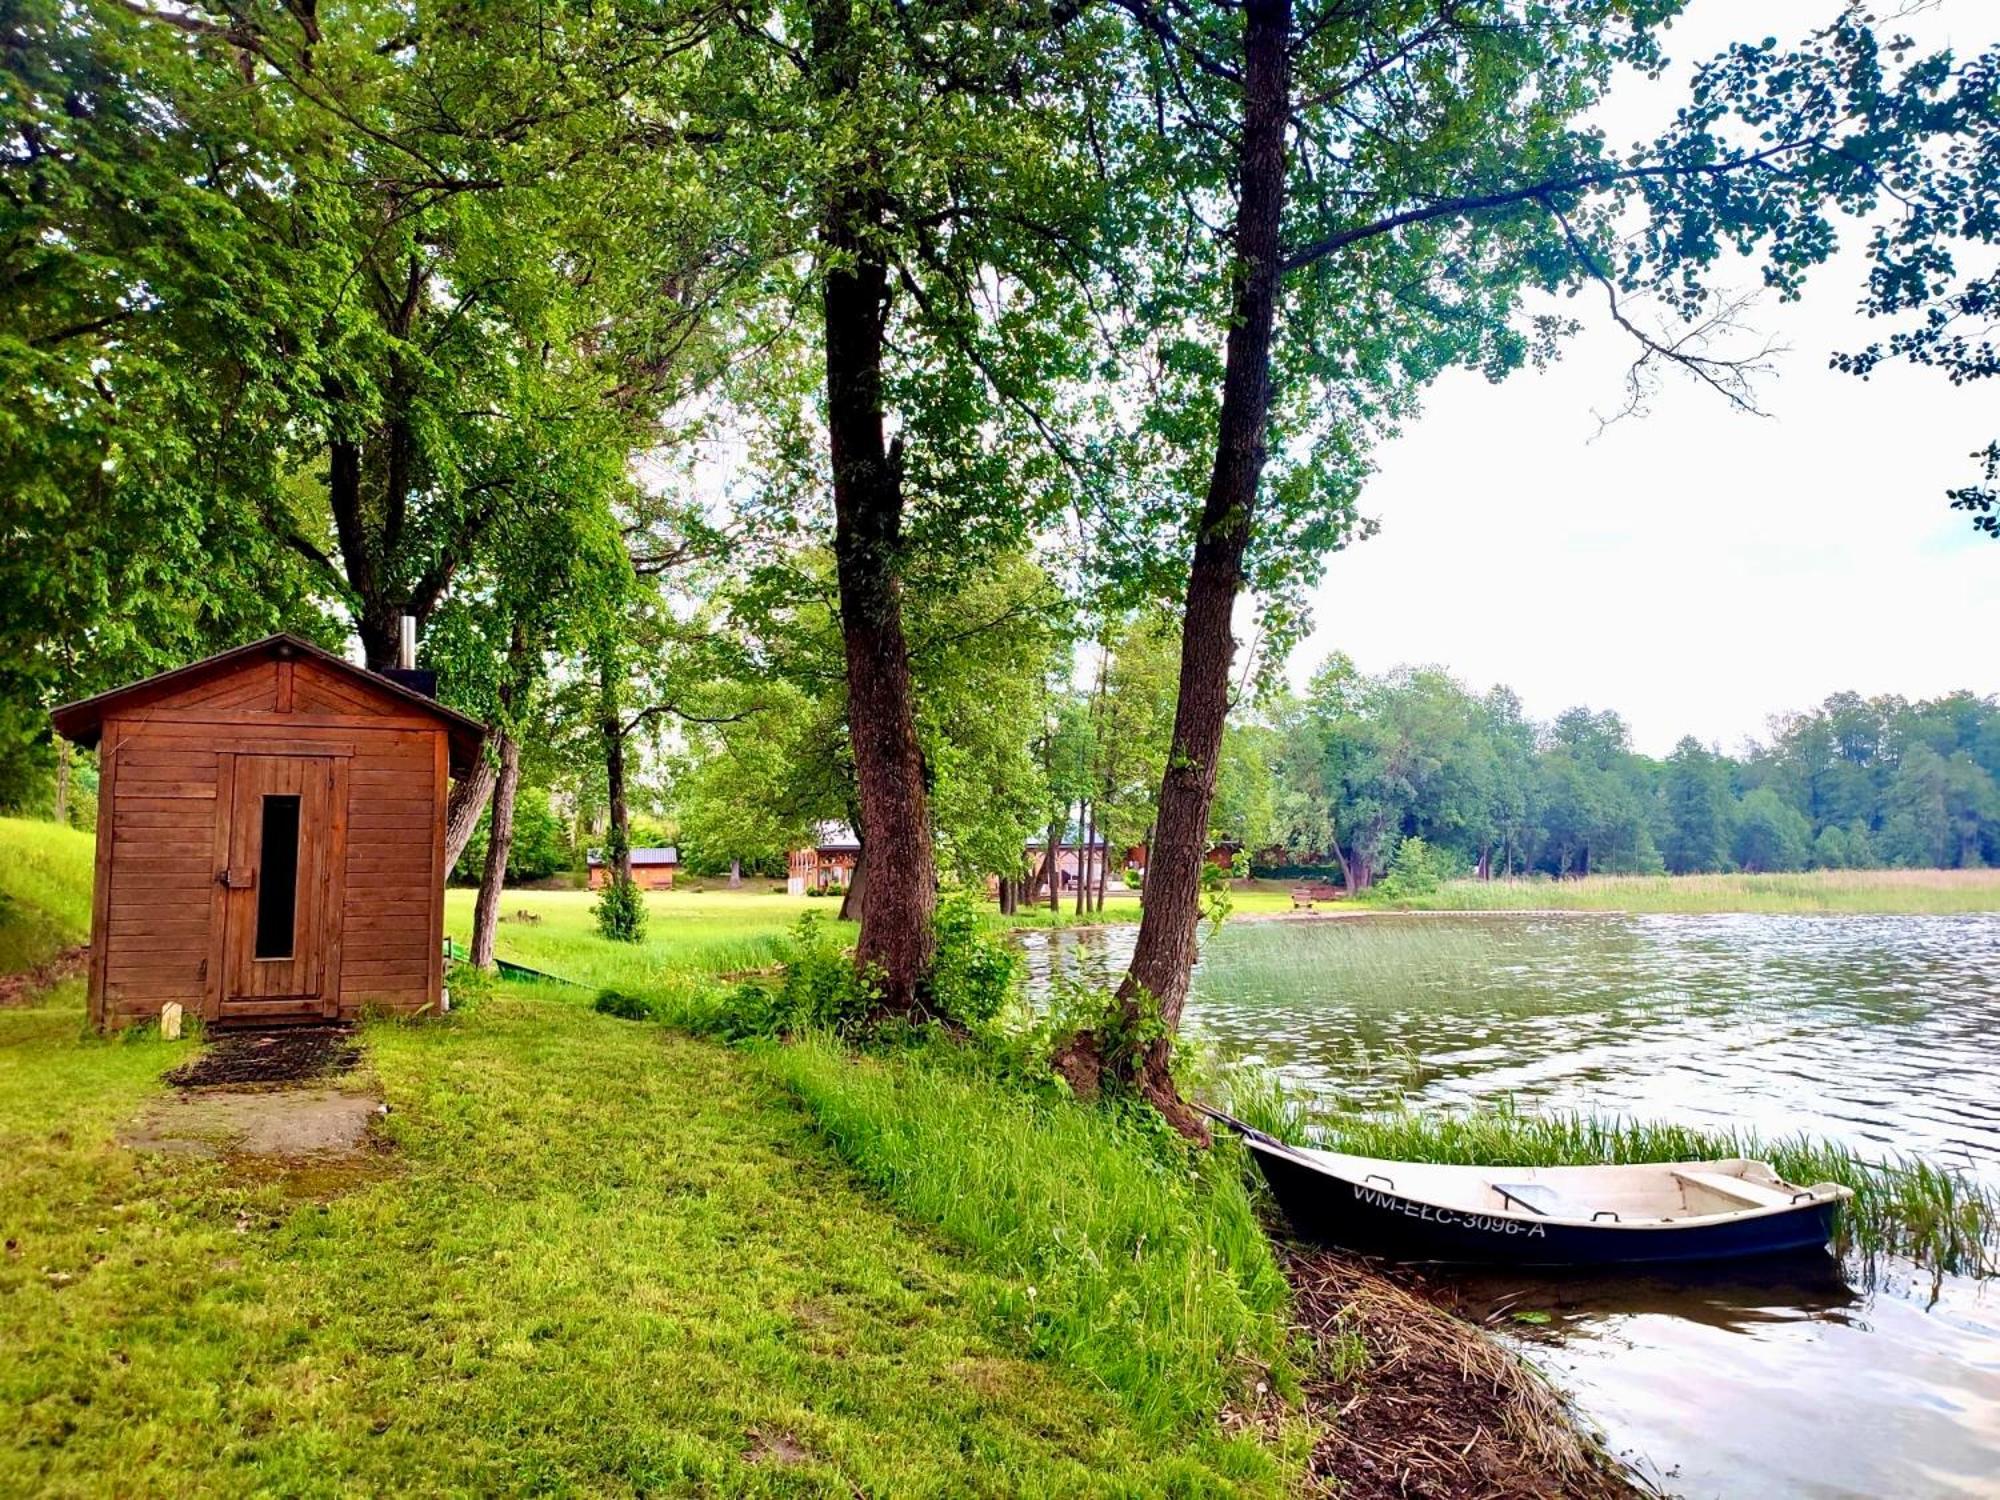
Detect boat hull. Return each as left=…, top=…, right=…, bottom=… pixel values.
left=1250, top=1143, right=1843, bottom=1267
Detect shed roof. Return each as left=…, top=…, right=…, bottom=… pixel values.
left=50, top=632, right=487, bottom=776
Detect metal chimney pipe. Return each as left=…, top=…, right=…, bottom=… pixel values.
left=398, top=615, right=417, bottom=670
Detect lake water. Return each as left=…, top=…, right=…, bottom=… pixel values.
left=1018, top=913, right=2000, bottom=1498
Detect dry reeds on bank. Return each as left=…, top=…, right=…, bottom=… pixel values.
left=1282, top=1245, right=1639, bottom=1500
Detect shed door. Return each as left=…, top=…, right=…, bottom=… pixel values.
left=219, top=755, right=338, bottom=1019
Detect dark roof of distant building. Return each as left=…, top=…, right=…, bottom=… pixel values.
left=587, top=846, right=679, bottom=866
left=1026, top=822, right=1107, bottom=849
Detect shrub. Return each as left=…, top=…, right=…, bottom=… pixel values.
left=924, top=892, right=1018, bottom=1026
left=452, top=784, right=574, bottom=884
left=594, top=875, right=646, bottom=942
left=774, top=911, right=879, bottom=1031
left=593, top=987, right=659, bottom=1022
left=1374, top=836, right=1454, bottom=901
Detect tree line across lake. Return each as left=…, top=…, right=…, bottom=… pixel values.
left=7, top=0, right=1999, bottom=1130
left=444, top=620, right=2000, bottom=898
left=1235, top=664, right=2000, bottom=890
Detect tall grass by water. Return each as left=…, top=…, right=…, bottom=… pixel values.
left=761, top=1032, right=1298, bottom=1451
left=1400, top=868, right=2000, bottom=914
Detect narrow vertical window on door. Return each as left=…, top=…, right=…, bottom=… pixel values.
left=255, top=794, right=302, bottom=959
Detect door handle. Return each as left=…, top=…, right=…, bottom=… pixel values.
left=218, top=870, right=256, bottom=889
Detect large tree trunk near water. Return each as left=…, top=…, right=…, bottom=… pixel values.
left=470, top=730, right=520, bottom=970
left=1058, top=0, right=1293, bottom=1140
left=810, top=0, right=936, bottom=1014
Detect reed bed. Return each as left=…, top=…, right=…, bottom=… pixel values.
left=1402, top=868, right=2000, bottom=915
left=1282, top=1246, right=1637, bottom=1500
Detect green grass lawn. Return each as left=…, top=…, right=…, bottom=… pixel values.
left=2, top=984, right=1280, bottom=1495
left=445, top=886, right=824, bottom=992
left=444, top=882, right=1300, bottom=994
left=1, top=819, right=1293, bottom=1495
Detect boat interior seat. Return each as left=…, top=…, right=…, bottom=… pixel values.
left=1671, top=1169, right=1795, bottom=1210
left=1488, top=1181, right=1589, bottom=1218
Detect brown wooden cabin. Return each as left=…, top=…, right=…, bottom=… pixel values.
left=787, top=822, right=859, bottom=895
left=586, top=847, right=678, bottom=890
left=51, top=634, right=485, bottom=1031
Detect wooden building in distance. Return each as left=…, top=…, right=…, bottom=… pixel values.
left=586, top=846, right=679, bottom=890
left=787, top=821, right=860, bottom=896
left=51, top=634, right=485, bottom=1030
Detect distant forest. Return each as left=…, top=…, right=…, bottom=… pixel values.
left=1232, top=657, right=2000, bottom=888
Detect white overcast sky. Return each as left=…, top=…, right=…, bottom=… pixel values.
left=1291, top=0, right=1999, bottom=757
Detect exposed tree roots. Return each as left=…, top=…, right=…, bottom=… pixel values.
left=1048, top=1029, right=1213, bottom=1144
left=1283, top=1245, right=1640, bottom=1500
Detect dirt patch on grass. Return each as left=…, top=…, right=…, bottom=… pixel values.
left=167, top=1025, right=362, bottom=1088
left=1285, top=1246, right=1639, bottom=1500
left=123, top=1087, right=382, bottom=1157
left=743, top=1429, right=813, bottom=1467
left=0, top=943, right=86, bottom=1006
left=127, top=1024, right=387, bottom=1197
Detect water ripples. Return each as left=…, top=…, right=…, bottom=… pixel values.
left=1022, top=912, right=2000, bottom=1180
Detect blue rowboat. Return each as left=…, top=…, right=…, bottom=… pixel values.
left=1234, top=1130, right=1851, bottom=1268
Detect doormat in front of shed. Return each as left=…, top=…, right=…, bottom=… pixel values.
left=167, top=1025, right=362, bottom=1089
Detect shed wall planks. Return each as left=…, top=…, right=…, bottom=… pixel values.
left=84, top=658, right=458, bottom=1027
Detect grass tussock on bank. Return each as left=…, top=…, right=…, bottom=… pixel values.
left=1228, top=1079, right=1999, bottom=1278
left=1398, top=867, right=2000, bottom=914
left=0, top=816, right=93, bottom=974
left=759, top=1033, right=1297, bottom=1456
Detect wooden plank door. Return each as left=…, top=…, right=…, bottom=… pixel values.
left=218, top=755, right=338, bottom=1020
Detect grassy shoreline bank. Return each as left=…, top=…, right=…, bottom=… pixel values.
left=1, top=814, right=1636, bottom=1494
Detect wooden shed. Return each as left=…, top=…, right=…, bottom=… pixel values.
left=51, top=634, right=485, bottom=1030
left=586, top=847, right=678, bottom=890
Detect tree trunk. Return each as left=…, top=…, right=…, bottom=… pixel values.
left=811, top=0, right=935, bottom=1013
left=1329, top=837, right=1355, bottom=894
left=1096, top=831, right=1109, bottom=912
left=728, top=858, right=742, bottom=890
left=839, top=847, right=867, bottom=924
left=445, top=757, right=497, bottom=873
left=54, top=737, right=69, bottom=827
left=602, top=702, right=631, bottom=884
left=470, top=730, right=521, bottom=971
left=1063, top=0, right=1293, bottom=1139
left=1075, top=801, right=1090, bottom=917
